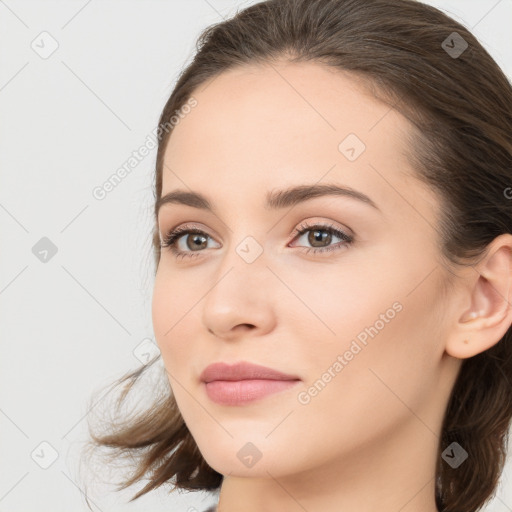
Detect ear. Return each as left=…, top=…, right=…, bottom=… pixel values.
left=445, top=234, right=512, bottom=360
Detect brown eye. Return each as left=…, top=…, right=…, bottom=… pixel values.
left=290, top=222, right=354, bottom=255
left=161, top=225, right=220, bottom=260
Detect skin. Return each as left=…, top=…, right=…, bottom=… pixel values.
left=152, top=60, right=512, bottom=512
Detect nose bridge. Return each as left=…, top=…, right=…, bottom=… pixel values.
left=208, top=233, right=270, bottom=304
left=215, top=215, right=269, bottom=280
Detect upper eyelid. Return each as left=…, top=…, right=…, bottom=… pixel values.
left=160, top=223, right=217, bottom=241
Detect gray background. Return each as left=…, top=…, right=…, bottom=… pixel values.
left=1, top=0, right=511, bottom=510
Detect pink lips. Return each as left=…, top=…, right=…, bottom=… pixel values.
left=200, top=361, right=301, bottom=406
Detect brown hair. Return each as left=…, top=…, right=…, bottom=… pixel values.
left=81, top=1, right=512, bottom=511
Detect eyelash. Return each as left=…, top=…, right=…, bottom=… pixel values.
left=160, top=221, right=354, bottom=261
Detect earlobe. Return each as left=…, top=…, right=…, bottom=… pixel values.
left=445, top=235, right=512, bottom=360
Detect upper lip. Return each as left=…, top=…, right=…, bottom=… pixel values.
left=200, top=361, right=301, bottom=383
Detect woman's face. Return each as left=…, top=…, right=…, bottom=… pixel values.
left=152, top=61, right=460, bottom=481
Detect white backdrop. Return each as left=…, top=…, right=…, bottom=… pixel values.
left=1, top=1, right=511, bottom=511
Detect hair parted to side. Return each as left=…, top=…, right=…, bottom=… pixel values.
left=80, top=1, right=512, bottom=511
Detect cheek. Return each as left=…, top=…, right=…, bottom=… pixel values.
left=276, top=253, right=397, bottom=353
left=151, top=272, right=172, bottom=348
left=283, top=299, right=438, bottom=472
left=289, top=252, right=441, bottom=416
left=151, top=269, right=198, bottom=370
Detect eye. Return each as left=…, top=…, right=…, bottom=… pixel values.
left=160, top=221, right=354, bottom=261
left=289, top=221, right=354, bottom=256
left=160, top=224, right=220, bottom=261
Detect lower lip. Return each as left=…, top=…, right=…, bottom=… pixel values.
left=204, top=379, right=300, bottom=405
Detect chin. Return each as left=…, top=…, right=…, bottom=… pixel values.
left=193, top=435, right=303, bottom=478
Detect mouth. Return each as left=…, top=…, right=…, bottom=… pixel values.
left=200, top=361, right=301, bottom=406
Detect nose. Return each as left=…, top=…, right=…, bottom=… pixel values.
left=201, top=245, right=277, bottom=341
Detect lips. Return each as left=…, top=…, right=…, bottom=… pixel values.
left=200, top=361, right=301, bottom=406
left=200, top=361, right=300, bottom=383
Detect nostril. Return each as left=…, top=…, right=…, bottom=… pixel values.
left=238, top=324, right=255, bottom=331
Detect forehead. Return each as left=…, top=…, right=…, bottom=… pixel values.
left=161, top=61, right=438, bottom=219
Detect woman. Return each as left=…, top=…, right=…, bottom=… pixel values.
left=83, top=0, right=512, bottom=511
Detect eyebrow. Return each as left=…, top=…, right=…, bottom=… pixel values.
left=155, top=183, right=380, bottom=217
